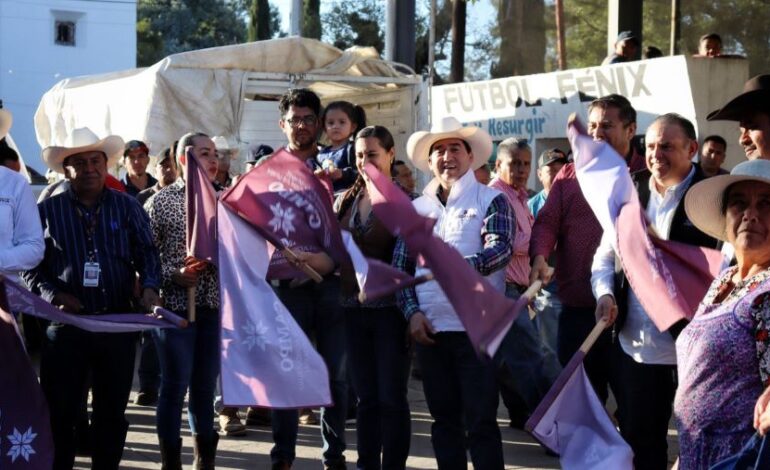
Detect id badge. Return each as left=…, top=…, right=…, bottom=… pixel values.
left=83, top=262, right=100, bottom=287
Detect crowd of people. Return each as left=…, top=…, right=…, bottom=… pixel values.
left=2, top=68, right=770, bottom=470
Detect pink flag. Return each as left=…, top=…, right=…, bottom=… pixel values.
left=220, top=149, right=421, bottom=301
left=3, top=277, right=186, bottom=332
left=569, top=117, right=723, bottom=331
left=361, top=163, right=525, bottom=357
left=616, top=199, right=723, bottom=330
left=0, top=281, right=54, bottom=468
left=185, top=149, right=218, bottom=264
left=525, top=350, right=634, bottom=469
left=217, top=202, right=331, bottom=408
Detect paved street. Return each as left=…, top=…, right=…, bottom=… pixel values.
left=72, top=371, right=681, bottom=469
left=74, top=375, right=562, bottom=469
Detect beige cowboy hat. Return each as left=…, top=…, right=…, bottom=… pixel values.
left=42, top=128, right=124, bottom=174
left=685, top=159, right=770, bottom=241
left=212, top=135, right=240, bottom=158
left=0, top=109, right=12, bottom=140
left=406, top=117, right=493, bottom=173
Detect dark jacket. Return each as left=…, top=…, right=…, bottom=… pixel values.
left=613, top=165, right=721, bottom=337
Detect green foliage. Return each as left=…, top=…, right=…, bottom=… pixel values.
left=322, top=0, right=384, bottom=52
left=303, top=0, right=322, bottom=39
left=548, top=0, right=770, bottom=76
left=137, top=0, right=246, bottom=66
left=247, top=0, right=271, bottom=42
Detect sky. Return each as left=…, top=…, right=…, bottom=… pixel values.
left=273, top=0, right=496, bottom=48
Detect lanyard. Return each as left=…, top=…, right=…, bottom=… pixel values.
left=75, top=204, right=102, bottom=262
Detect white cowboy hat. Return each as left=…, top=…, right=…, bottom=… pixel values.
left=685, top=159, right=770, bottom=241
left=0, top=109, right=12, bottom=140
left=406, top=117, right=492, bottom=174
left=212, top=135, right=239, bottom=158
left=42, top=128, right=124, bottom=174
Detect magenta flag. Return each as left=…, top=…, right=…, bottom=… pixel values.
left=361, top=163, right=524, bottom=357
left=0, top=280, right=54, bottom=468
left=616, top=199, right=723, bottom=330
left=569, top=116, right=723, bottom=331
left=220, top=149, right=345, bottom=280
left=217, top=202, right=331, bottom=408
left=525, top=351, right=634, bottom=469
left=340, top=231, right=430, bottom=302
left=185, top=149, right=218, bottom=264
left=220, top=149, right=421, bottom=301
left=4, top=278, right=185, bottom=332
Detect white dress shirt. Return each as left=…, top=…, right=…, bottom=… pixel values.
left=0, top=166, right=44, bottom=284
left=591, top=167, right=695, bottom=365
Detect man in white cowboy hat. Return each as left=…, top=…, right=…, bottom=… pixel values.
left=0, top=108, right=44, bottom=284
left=707, top=74, right=770, bottom=161
left=393, top=116, right=512, bottom=469
left=22, top=127, right=162, bottom=470
left=591, top=113, right=720, bottom=470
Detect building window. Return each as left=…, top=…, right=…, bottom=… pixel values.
left=55, top=21, right=75, bottom=46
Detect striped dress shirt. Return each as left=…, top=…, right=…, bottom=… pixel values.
left=22, top=186, right=161, bottom=314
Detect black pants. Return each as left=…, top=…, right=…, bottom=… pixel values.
left=41, top=324, right=136, bottom=470
left=611, top=339, right=676, bottom=470
left=557, top=305, right=613, bottom=404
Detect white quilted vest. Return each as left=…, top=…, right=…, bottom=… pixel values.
left=413, top=170, right=506, bottom=332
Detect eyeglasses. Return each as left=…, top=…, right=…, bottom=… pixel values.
left=284, top=116, right=318, bottom=128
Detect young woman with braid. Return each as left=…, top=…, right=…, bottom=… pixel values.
left=334, top=126, right=411, bottom=469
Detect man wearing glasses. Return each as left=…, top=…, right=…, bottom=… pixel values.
left=269, top=89, right=349, bottom=470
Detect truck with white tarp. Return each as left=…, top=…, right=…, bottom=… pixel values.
left=34, top=37, right=427, bottom=175
left=431, top=55, right=750, bottom=188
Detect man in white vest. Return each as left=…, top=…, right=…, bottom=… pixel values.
left=393, top=117, right=512, bottom=469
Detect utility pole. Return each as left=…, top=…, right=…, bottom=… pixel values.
left=555, top=0, right=566, bottom=69
left=670, top=0, right=681, bottom=55
left=450, top=0, right=466, bottom=83
left=290, top=0, right=302, bottom=37
left=607, top=0, right=643, bottom=59
left=385, top=0, right=416, bottom=69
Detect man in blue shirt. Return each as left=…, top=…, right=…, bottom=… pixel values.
left=23, top=128, right=161, bottom=470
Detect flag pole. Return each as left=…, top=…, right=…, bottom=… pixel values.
left=187, top=287, right=196, bottom=322
left=281, top=247, right=323, bottom=282
left=580, top=317, right=610, bottom=353
left=523, top=267, right=554, bottom=319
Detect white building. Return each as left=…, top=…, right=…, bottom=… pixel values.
left=0, top=0, right=136, bottom=172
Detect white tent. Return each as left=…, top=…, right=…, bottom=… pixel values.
left=35, top=37, right=427, bottom=161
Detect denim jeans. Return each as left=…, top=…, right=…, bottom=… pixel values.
left=271, top=277, right=348, bottom=467
left=137, top=329, right=160, bottom=393
left=416, top=332, right=504, bottom=470
left=40, top=324, right=136, bottom=470
left=494, top=284, right=561, bottom=420
left=345, top=305, right=411, bottom=469
left=153, top=307, right=220, bottom=440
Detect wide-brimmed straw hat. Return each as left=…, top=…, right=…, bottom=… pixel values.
left=406, top=117, right=492, bottom=173
left=0, top=109, right=11, bottom=140
left=684, top=159, right=770, bottom=241
left=42, top=128, right=124, bottom=174
left=707, top=74, right=770, bottom=122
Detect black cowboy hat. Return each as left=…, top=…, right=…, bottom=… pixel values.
left=707, top=74, right=770, bottom=121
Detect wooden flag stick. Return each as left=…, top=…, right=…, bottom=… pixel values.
left=187, top=287, right=196, bottom=322
left=579, top=316, right=610, bottom=354
left=524, top=267, right=555, bottom=320
left=281, top=247, right=323, bottom=283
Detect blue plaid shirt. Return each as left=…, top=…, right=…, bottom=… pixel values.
left=393, top=192, right=513, bottom=320
left=23, top=186, right=161, bottom=314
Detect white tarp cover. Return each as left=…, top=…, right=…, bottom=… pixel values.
left=34, top=37, right=411, bottom=154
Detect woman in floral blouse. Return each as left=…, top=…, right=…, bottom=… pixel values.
left=675, top=159, right=770, bottom=469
